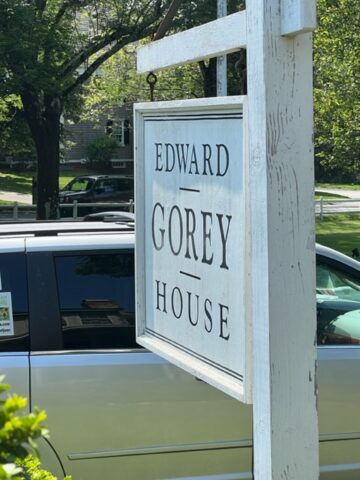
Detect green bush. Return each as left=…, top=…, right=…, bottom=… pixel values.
left=85, top=135, right=118, bottom=170
left=0, top=377, right=71, bottom=480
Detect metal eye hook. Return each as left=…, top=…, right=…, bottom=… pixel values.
left=146, top=72, right=158, bottom=101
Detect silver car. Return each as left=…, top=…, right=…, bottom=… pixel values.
left=0, top=221, right=359, bottom=480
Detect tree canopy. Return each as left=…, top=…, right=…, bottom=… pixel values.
left=314, top=0, right=360, bottom=181
left=84, top=0, right=360, bottom=183
left=0, top=0, right=358, bottom=197
left=0, top=96, right=35, bottom=162
left=0, top=0, right=173, bottom=218
left=82, top=0, right=245, bottom=119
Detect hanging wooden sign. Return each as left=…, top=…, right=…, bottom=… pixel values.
left=135, top=97, right=251, bottom=403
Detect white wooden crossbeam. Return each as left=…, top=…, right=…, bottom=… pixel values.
left=137, top=10, right=247, bottom=74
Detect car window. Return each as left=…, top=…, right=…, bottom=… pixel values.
left=317, top=261, right=360, bottom=345
left=54, top=252, right=138, bottom=349
left=102, top=179, right=116, bottom=193
left=66, top=178, right=93, bottom=192
left=117, top=179, right=133, bottom=190
left=0, top=253, right=29, bottom=352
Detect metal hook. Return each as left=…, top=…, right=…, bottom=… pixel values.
left=146, top=72, right=158, bottom=101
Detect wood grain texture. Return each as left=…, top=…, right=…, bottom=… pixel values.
left=247, top=0, right=318, bottom=478
left=137, top=11, right=246, bottom=74
left=281, top=0, right=317, bottom=36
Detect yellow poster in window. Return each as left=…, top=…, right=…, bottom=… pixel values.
left=0, top=292, right=14, bottom=336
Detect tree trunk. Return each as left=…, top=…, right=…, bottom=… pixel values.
left=199, top=58, right=217, bottom=97
left=35, top=116, right=60, bottom=220
left=22, top=93, right=62, bottom=220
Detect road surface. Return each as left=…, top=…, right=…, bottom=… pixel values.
left=0, top=191, right=32, bottom=204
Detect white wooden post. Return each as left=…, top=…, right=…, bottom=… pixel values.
left=217, top=0, right=227, bottom=96
left=247, top=0, right=318, bottom=477
left=136, top=1, right=318, bottom=477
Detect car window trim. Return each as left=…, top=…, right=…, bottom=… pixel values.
left=317, top=254, right=360, bottom=279
left=27, top=251, right=63, bottom=351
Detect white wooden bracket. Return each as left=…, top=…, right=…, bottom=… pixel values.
left=137, top=11, right=246, bottom=74
left=281, top=0, right=316, bottom=36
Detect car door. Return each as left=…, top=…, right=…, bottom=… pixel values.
left=0, top=238, right=30, bottom=400
left=93, top=179, right=118, bottom=203
left=27, top=245, right=252, bottom=480
left=316, top=254, right=360, bottom=479
left=113, top=178, right=134, bottom=202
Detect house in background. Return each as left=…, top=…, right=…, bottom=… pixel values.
left=63, top=102, right=134, bottom=176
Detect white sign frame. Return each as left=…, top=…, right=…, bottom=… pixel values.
left=135, top=96, right=251, bottom=403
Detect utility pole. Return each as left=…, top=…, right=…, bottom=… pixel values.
left=217, top=0, right=227, bottom=96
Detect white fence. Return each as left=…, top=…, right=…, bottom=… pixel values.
left=0, top=198, right=358, bottom=221
left=0, top=200, right=134, bottom=221
left=316, top=197, right=360, bottom=220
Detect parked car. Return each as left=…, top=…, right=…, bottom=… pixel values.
left=0, top=220, right=359, bottom=479
left=59, top=175, right=134, bottom=216
left=83, top=211, right=135, bottom=223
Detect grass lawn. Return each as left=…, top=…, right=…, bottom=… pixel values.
left=0, top=169, right=97, bottom=194
left=316, top=213, right=360, bottom=257
left=59, top=170, right=82, bottom=189
left=0, top=171, right=33, bottom=194
left=316, top=182, right=360, bottom=191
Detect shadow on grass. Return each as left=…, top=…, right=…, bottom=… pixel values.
left=316, top=232, right=360, bottom=258
left=316, top=213, right=360, bottom=257
left=0, top=172, right=33, bottom=194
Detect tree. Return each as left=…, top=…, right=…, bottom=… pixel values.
left=82, top=0, right=246, bottom=119
left=82, top=46, right=204, bottom=120
left=0, top=0, right=173, bottom=219
left=314, top=0, right=360, bottom=181
left=0, top=96, right=36, bottom=163
left=172, top=0, right=245, bottom=97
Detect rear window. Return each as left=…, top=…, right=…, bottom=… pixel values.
left=54, top=252, right=138, bottom=349
left=0, top=253, right=29, bottom=352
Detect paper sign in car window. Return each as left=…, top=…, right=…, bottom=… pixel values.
left=0, top=292, right=14, bottom=336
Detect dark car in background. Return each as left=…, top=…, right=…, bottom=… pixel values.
left=59, top=175, right=134, bottom=216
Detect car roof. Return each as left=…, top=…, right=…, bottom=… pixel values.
left=316, top=243, right=360, bottom=270
left=0, top=220, right=134, bottom=238
left=0, top=222, right=357, bottom=271
left=70, top=175, right=133, bottom=181
left=83, top=211, right=135, bottom=222
left=0, top=220, right=135, bottom=252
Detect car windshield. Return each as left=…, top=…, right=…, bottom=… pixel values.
left=63, top=178, right=94, bottom=193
